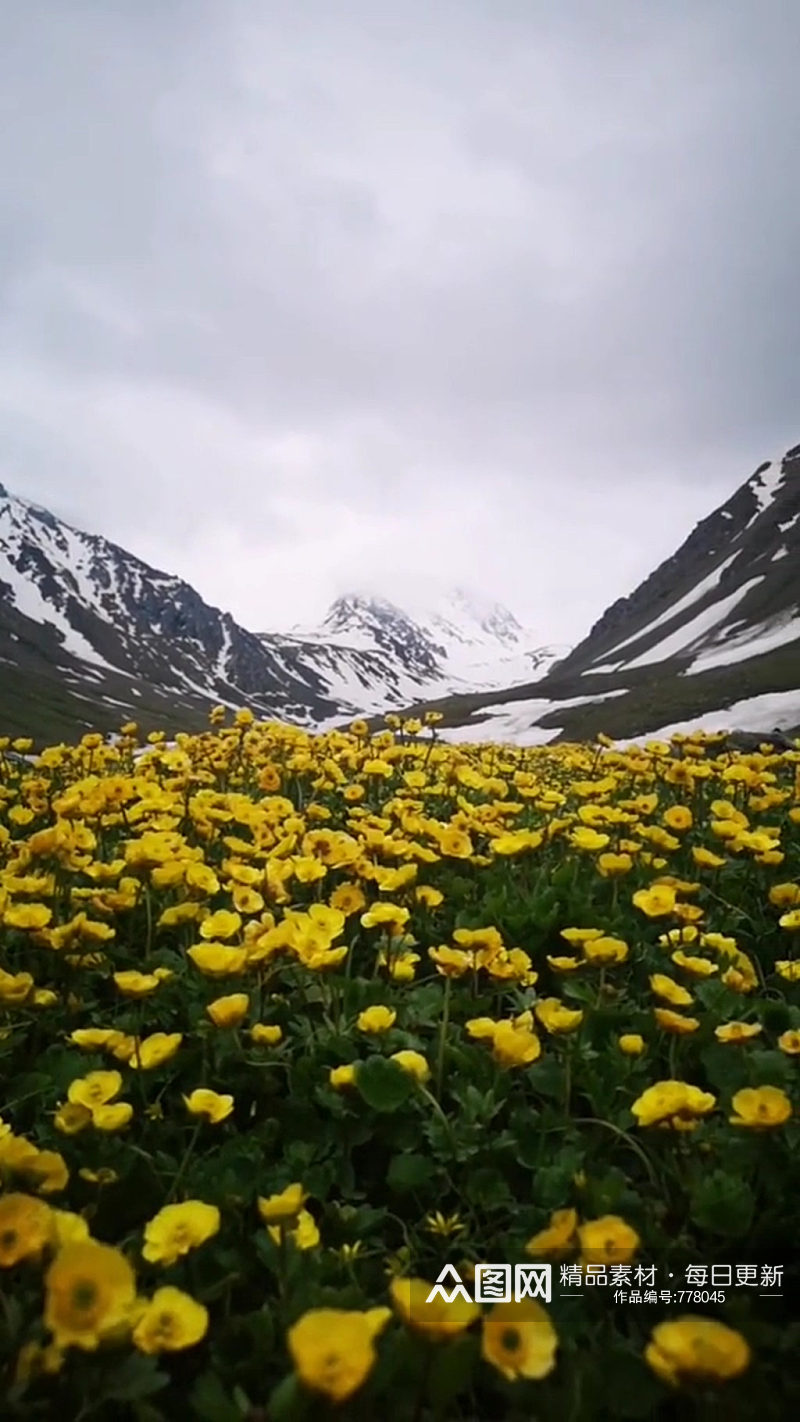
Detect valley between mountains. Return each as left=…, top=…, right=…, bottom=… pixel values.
left=1, top=443, right=799, bottom=747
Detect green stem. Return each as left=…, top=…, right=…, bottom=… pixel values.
left=571, top=1116, right=658, bottom=1188
left=144, top=885, right=153, bottom=962
left=166, top=1121, right=202, bottom=1202
left=435, top=976, right=452, bottom=1100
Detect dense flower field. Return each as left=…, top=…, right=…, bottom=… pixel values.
left=1, top=709, right=799, bottom=1421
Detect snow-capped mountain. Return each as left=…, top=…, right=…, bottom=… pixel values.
left=281, top=590, right=568, bottom=722
left=558, top=444, right=800, bottom=681
left=414, top=443, right=800, bottom=746
left=0, top=482, right=559, bottom=743
left=0, top=483, right=355, bottom=740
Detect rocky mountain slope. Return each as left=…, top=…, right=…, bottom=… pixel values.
left=281, top=592, right=568, bottom=724
left=0, top=484, right=556, bottom=743
left=402, top=443, right=800, bottom=745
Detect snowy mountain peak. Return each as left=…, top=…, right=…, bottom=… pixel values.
left=427, top=439, right=800, bottom=750
left=0, top=482, right=566, bottom=742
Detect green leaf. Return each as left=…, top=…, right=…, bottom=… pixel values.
left=387, top=1153, right=435, bottom=1192
left=600, top=1349, right=667, bottom=1417
left=267, top=1373, right=311, bottom=1422
left=463, top=1165, right=514, bottom=1210
left=690, top=1170, right=755, bottom=1238
left=533, top=1147, right=583, bottom=1208
left=525, top=1057, right=566, bottom=1100
left=699, top=1043, right=750, bottom=1094
left=190, top=1372, right=242, bottom=1422
left=748, top=1050, right=792, bottom=1087
left=94, top=1354, right=169, bottom=1404
left=355, top=1056, right=414, bottom=1112
left=428, top=1334, right=478, bottom=1412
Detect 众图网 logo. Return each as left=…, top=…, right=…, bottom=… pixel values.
left=425, top=1263, right=552, bottom=1305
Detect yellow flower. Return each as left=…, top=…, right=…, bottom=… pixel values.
left=78, top=1167, right=118, bottom=1187
left=649, top=974, right=694, bottom=1007
left=778, top=908, right=800, bottom=930
left=425, top=1211, right=464, bottom=1238
left=578, top=1215, right=639, bottom=1265
left=729, top=1086, right=792, bottom=1128
left=715, top=1022, right=763, bottom=1044
left=415, top=884, right=444, bottom=907
left=775, top=960, right=800, bottom=981
left=44, top=1241, right=137, bottom=1350
left=482, top=1298, right=558, bottom=1380
left=132, top=1286, right=209, bottom=1354
left=453, top=926, right=505, bottom=963
left=618, top=1034, right=646, bottom=1056
left=570, top=827, right=611, bottom=852
left=356, top=1005, right=397, bottom=1034
left=112, top=971, right=161, bottom=998
left=66, top=1071, right=122, bottom=1113
left=3, top=902, right=52, bottom=930
left=466, top=1017, right=499, bottom=1041
left=0, top=1193, right=54, bottom=1267
left=428, top=946, right=472, bottom=977
left=389, top=1050, right=430, bottom=1083
left=187, top=944, right=248, bottom=976
left=129, top=1033, right=183, bottom=1070
left=438, top=828, right=474, bottom=858
left=206, top=993, right=249, bottom=1028
left=534, top=998, right=584, bottom=1034
left=692, top=847, right=726, bottom=868
left=777, top=1029, right=800, bottom=1055
left=491, top=1020, right=541, bottom=1068
left=329, top=883, right=366, bottom=915
left=360, top=903, right=410, bottom=932
left=525, top=1208, right=578, bottom=1260
left=671, top=951, right=718, bottom=977
left=69, top=1028, right=126, bottom=1054
left=183, top=1089, right=234, bottom=1123
left=14, top=1339, right=64, bottom=1383
left=142, top=1201, right=221, bottom=1265
left=631, top=1081, right=716, bottom=1129
left=0, top=970, right=34, bottom=1004
left=654, top=1009, right=700, bottom=1035
left=250, top=1023, right=283, bottom=1046
left=582, top=936, right=629, bottom=964
left=560, top=928, right=604, bottom=945
left=379, top=948, right=420, bottom=981
left=92, top=1103, right=134, bottom=1132
left=268, top=1208, right=319, bottom=1250
left=645, top=1316, right=750, bottom=1385
left=547, top=955, right=582, bottom=972
left=54, top=1102, right=93, bottom=1135
left=329, top=1064, right=357, bottom=1089
left=287, top=1306, right=391, bottom=1404
left=258, top=1184, right=307, bottom=1225
left=51, top=1209, right=91, bottom=1249
left=663, top=806, right=692, bottom=832
left=597, top=852, right=634, bottom=877
left=768, top=883, right=800, bottom=909
left=389, top=1277, right=480, bottom=1339
left=199, top=909, right=242, bottom=940
left=632, top=885, right=678, bottom=917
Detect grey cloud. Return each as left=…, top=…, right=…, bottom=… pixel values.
left=1, top=0, right=799, bottom=641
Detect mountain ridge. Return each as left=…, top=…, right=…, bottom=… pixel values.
left=0, top=483, right=556, bottom=742
left=394, top=443, right=800, bottom=745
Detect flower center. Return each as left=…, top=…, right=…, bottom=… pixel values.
left=501, top=1328, right=520, bottom=1353
left=71, top=1281, right=99, bottom=1316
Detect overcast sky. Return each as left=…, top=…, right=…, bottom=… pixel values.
left=1, top=1, right=799, bottom=643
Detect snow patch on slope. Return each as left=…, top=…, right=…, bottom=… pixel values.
left=618, top=688, right=800, bottom=745
left=621, top=577, right=764, bottom=669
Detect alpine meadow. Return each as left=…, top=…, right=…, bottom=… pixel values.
left=0, top=712, right=798, bottom=1418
